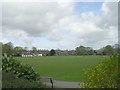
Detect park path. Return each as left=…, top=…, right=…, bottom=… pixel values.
left=40, top=77, right=84, bottom=88
left=44, top=81, right=83, bottom=88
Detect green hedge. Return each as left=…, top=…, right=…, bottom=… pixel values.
left=84, top=54, right=118, bottom=88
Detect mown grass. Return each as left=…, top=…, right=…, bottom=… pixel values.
left=15, top=56, right=109, bottom=82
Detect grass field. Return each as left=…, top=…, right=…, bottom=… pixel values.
left=15, top=56, right=109, bottom=82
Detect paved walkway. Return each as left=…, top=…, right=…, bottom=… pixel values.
left=40, top=77, right=84, bottom=88
left=44, top=81, right=83, bottom=88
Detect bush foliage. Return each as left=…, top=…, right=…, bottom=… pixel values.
left=2, top=70, right=44, bottom=88
left=2, top=57, right=40, bottom=81
left=2, top=57, right=44, bottom=88
left=84, top=54, right=118, bottom=88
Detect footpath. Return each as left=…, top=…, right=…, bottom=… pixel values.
left=40, top=77, right=84, bottom=88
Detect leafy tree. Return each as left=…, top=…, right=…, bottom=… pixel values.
left=103, top=45, right=114, bottom=55
left=32, top=47, right=37, bottom=53
left=2, top=42, right=14, bottom=57
left=2, top=58, right=40, bottom=81
left=84, top=54, right=118, bottom=88
left=96, top=48, right=104, bottom=55
left=75, top=46, right=91, bottom=55
left=75, top=46, right=83, bottom=55
left=50, top=49, right=55, bottom=56
left=88, top=49, right=94, bottom=55
left=2, top=70, right=44, bottom=88
left=86, top=47, right=94, bottom=55
left=75, top=47, right=80, bottom=55
left=79, top=46, right=86, bottom=55
left=14, top=46, right=23, bottom=56
left=2, top=58, right=45, bottom=88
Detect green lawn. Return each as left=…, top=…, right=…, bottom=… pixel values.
left=15, top=56, right=109, bottom=82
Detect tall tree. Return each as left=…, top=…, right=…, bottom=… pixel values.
left=14, top=46, right=23, bottom=56
left=86, top=47, right=94, bottom=55
left=75, top=46, right=87, bottom=55
left=103, top=45, right=114, bottom=55
left=23, top=47, right=28, bottom=52
left=2, top=42, right=14, bottom=56
left=75, top=47, right=80, bottom=55
left=50, top=49, right=55, bottom=56
left=32, top=47, right=37, bottom=53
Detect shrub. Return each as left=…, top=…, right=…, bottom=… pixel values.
left=2, top=70, right=44, bottom=88
left=2, top=57, right=39, bottom=81
left=84, top=54, right=118, bottom=88
left=2, top=57, right=45, bottom=88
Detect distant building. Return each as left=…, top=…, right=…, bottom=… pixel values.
left=38, top=54, right=42, bottom=56
left=21, top=52, right=42, bottom=57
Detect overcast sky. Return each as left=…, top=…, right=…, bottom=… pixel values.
left=1, top=1, right=118, bottom=50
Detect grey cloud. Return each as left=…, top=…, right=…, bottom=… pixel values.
left=97, top=2, right=118, bottom=29
left=2, top=1, right=118, bottom=49
left=2, top=2, right=73, bottom=37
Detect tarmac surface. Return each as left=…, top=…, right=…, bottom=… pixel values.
left=40, top=77, right=84, bottom=88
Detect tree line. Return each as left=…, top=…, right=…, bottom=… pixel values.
left=0, top=42, right=119, bottom=57
left=75, top=44, right=119, bottom=55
